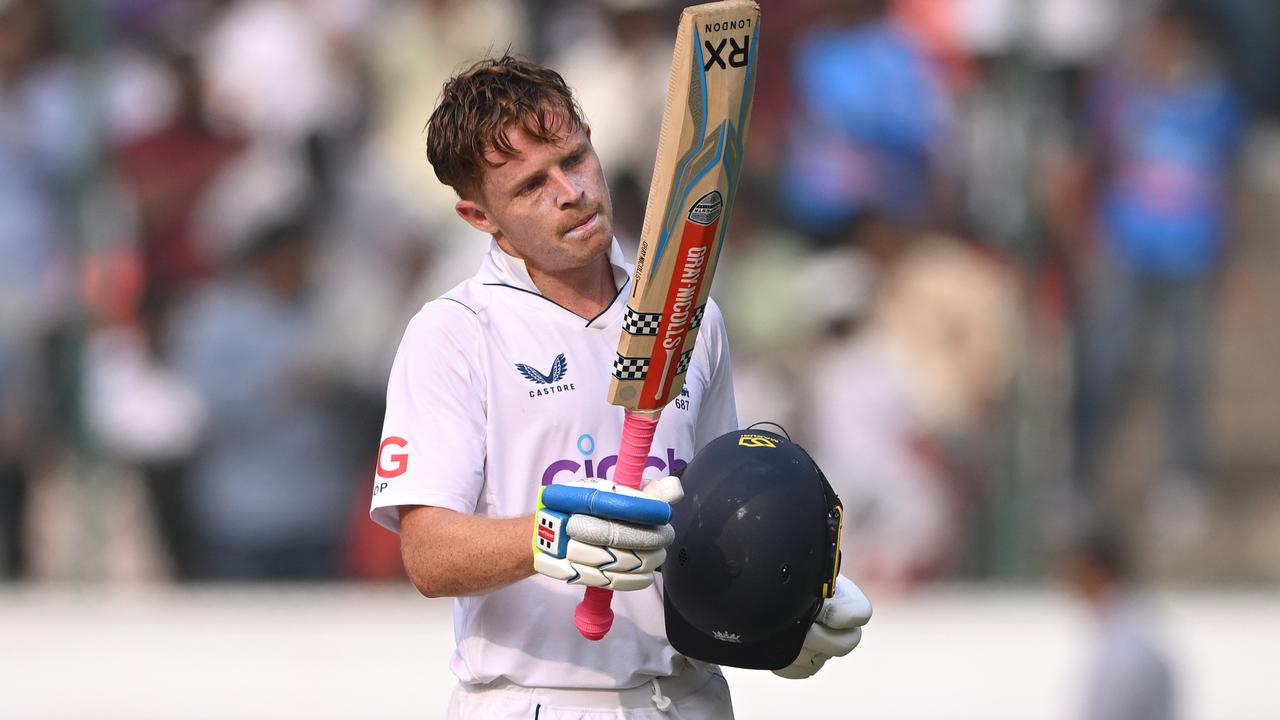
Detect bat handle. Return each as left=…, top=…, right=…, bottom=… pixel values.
left=574, top=410, right=661, bottom=640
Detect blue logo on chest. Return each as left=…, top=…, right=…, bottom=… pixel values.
left=516, top=354, right=575, bottom=397
left=516, top=353, right=568, bottom=384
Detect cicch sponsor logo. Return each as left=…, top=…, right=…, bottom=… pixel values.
left=540, top=433, right=688, bottom=486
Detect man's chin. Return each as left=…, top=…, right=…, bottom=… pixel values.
left=589, top=226, right=613, bottom=250
left=561, top=232, right=613, bottom=270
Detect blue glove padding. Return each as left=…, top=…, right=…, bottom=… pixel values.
left=541, top=483, right=673, bottom=525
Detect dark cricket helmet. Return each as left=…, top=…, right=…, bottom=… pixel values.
left=662, top=427, right=843, bottom=670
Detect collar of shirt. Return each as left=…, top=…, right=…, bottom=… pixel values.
left=478, top=237, right=632, bottom=327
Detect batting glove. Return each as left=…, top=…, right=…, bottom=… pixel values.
left=532, top=476, right=684, bottom=592
left=773, top=574, right=873, bottom=679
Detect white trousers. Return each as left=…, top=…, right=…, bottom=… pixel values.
left=446, top=660, right=735, bottom=719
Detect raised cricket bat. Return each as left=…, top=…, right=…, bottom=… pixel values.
left=574, top=0, right=760, bottom=641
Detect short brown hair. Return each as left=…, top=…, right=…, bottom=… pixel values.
left=425, top=54, right=584, bottom=199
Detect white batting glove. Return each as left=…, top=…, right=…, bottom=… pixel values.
left=773, top=574, right=873, bottom=679
left=532, top=476, right=684, bottom=591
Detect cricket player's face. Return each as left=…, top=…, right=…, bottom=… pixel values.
left=464, top=121, right=614, bottom=276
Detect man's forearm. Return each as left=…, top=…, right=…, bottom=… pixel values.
left=400, top=506, right=534, bottom=598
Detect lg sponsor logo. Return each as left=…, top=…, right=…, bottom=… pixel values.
left=374, top=436, right=408, bottom=495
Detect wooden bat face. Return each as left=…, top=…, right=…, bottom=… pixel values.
left=609, top=0, right=760, bottom=413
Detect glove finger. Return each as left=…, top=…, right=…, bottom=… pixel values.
left=562, top=539, right=614, bottom=566
left=533, top=553, right=579, bottom=582
left=561, top=542, right=664, bottom=573
left=567, top=565, right=609, bottom=588
left=565, top=515, right=674, bottom=549
left=640, top=475, right=684, bottom=504
left=772, top=648, right=828, bottom=680
left=543, top=483, right=671, bottom=524
left=815, top=575, right=873, bottom=629
left=570, top=564, right=654, bottom=591
left=803, top=623, right=862, bottom=658
left=628, top=547, right=666, bottom=573
left=598, top=571, right=654, bottom=592
left=535, top=555, right=654, bottom=590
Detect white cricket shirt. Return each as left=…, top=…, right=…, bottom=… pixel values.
left=371, top=238, right=738, bottom=689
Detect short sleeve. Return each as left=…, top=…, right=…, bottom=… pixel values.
left=694, top=299, right=739, bottom=451
left=369, top=299, right=487, bottom=533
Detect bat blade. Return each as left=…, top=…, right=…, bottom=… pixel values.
left=609, top=0, right=760, bottom=413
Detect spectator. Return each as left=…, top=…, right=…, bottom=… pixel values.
left=1063, top=526, right=1175, bottom=720
left=1073, top=2, right=1245, bottom=541
left=83, top=287, right=208, bottom=580
left=804, top=232, right=1019, bottom=588
left=0, top=0, right=91, bottom=580
left=115, top=43, right=245, bottom=299
left=778, top=0, right=950, bottom=247
left=363, top=0, right=524, bottom=226
left=171, top=216, right=357, bottom=580
left=197, top=0, right=361, bottom=145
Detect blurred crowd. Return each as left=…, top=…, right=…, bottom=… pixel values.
left=0, top=0, right=1277, bottom=588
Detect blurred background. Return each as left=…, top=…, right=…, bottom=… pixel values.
left=1, top=0, right=1278, bottom=717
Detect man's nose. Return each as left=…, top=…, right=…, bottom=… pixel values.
left=550, top=169, right=585, bottom=207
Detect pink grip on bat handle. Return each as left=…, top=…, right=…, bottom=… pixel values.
left=574, top=410, right=660, bottom=640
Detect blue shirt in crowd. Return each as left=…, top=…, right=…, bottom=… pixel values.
left=1094, top=66, right=1245, bottom=277
left=781, top=21, right=947, bottom=233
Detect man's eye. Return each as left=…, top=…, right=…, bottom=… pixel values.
left=565, top=153, right=584, bottom=167
left=519, top=178, right=543, bottom=195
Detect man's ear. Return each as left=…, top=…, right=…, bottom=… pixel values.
left=455, top=198, right=500, bottom=235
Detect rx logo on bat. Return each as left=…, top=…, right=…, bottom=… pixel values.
left=702, top=35, right=750, bottom=71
